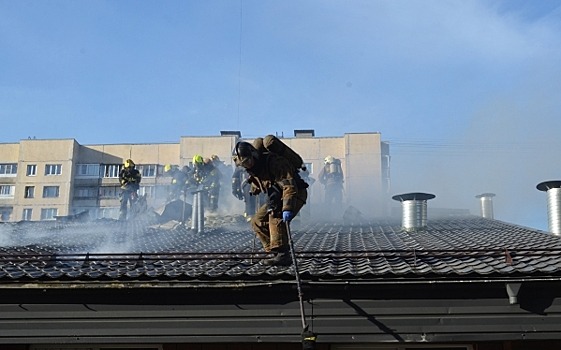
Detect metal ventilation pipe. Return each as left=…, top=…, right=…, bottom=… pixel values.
left=190, top=188, right=205, bottom=233
left=475, top=193, right=496, bottom=219
left=536, top=181, right=561, bottom=236
left=392, top=192, right=436, bottom=231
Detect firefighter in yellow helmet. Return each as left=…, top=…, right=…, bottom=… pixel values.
left=192, top=154, right=204, bottom=166
left=163, top=163, right=190, bottom=201
left=118, top=159, right=142, bottom=220
left=191, top=155, right=222, bottom=212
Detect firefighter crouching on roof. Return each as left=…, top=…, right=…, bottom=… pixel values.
left=192, top=155, right=221, bottom=213
left=118, top=159, right=142, bottom=220
left=234, top=139, right=308, bottom=266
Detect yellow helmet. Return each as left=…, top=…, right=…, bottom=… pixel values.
left=124, top=159, right=135, bottom=168
left=324, top=156, right=335, bottom=164
left=192, top=155, right=204, bottom=165
left=164, top=164, right=172, bottom=173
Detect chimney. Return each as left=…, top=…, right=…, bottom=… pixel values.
left=536, top=180, right=561, bottom=235
left=475, top=193, right=496, bottom=219
left=392, top=192, right=436, bottom=231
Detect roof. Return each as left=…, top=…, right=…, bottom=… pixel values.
left=1, top=214, right=560, bottom=286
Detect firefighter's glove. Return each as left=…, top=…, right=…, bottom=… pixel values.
left=282, top=210, right=294, bottom=222
left=301, top=330, right=317, bottom=350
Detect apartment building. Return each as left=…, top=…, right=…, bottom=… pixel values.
left=0, top=131, right=390, bottom=222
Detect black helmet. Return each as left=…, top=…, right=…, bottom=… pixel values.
left=235, top=141, right=256, bottom=157
left=234, top=141, right=258, bottom=167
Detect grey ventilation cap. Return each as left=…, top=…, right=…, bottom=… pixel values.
left=392, top=192, right=436, bottom=231
left=475, top=193, right=496, bottom=219
left=537, top=181, right=561, bottom=235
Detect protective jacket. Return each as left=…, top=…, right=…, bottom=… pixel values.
left=318, top=162, right=343, bottom=187
left=193, top=162, right=221, bottom=190
left=119, top=167, right=141, bottom=191
left=168, top=168, right=189, bottom=199
left=246, top=152, right=307, bottom=215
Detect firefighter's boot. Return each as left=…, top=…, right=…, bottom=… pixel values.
left=263, top=247, right=292, bottom=266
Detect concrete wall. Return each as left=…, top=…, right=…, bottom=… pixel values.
left=11, top=139, right=79, bottom=220
left=180, top=135, right=238, bottom=167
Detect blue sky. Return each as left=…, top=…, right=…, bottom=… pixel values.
left=1, top=0, right=561, bottom=230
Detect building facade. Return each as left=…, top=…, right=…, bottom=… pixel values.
left=0, top=131, right=390, bottom=222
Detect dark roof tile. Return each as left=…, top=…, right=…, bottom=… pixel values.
left=1, top=215, right=561, bottom=283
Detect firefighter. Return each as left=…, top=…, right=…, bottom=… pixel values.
left=318, top=155, right=344, bottom=215
left=210, top=154, right=230, bottom=176
left=118, top=158, right=141, bottom=220
left=163, top=164, right=189, bottom=201
left=192, top=155, right=221, bottom=212
left=232, top=164, right=262, bottom=221
left=211, top=154, right=232, bottom=208
left=233, top=141, right=308, bottom=266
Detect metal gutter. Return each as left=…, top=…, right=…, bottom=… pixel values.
left=2, top=247, right=560, bottom=262
left=2, top=276, right=561, bottom=289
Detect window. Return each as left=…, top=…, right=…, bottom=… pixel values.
left=26, top=164, right=37, bottom=176
left=0, top=207, right=13, bottom=221
left=76, top=164, right=100, bottom=177
left=99, top=186, right=120, bottom=198
left=24, top=186, right=35, bottom=198
left=102, top=164, right=121, bottom=178
left=0, top=163, right=17, bottom=176
left=45, top=164, right=62, bottom=175
left=139, top=164, right=157, bottom=177
left=22, top=208, right=32, bottom=221
left=74, top=186, right=97, bottom=199
left=43, top=186, right=60, bottom=198
left=0, top=185, right=15, bottom=198
left=139, top=185, right=155, bottom=198
left=40, top=208, right=58, bottom=220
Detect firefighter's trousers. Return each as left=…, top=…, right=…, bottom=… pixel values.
left=251, top=188, right=307, bottom=252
